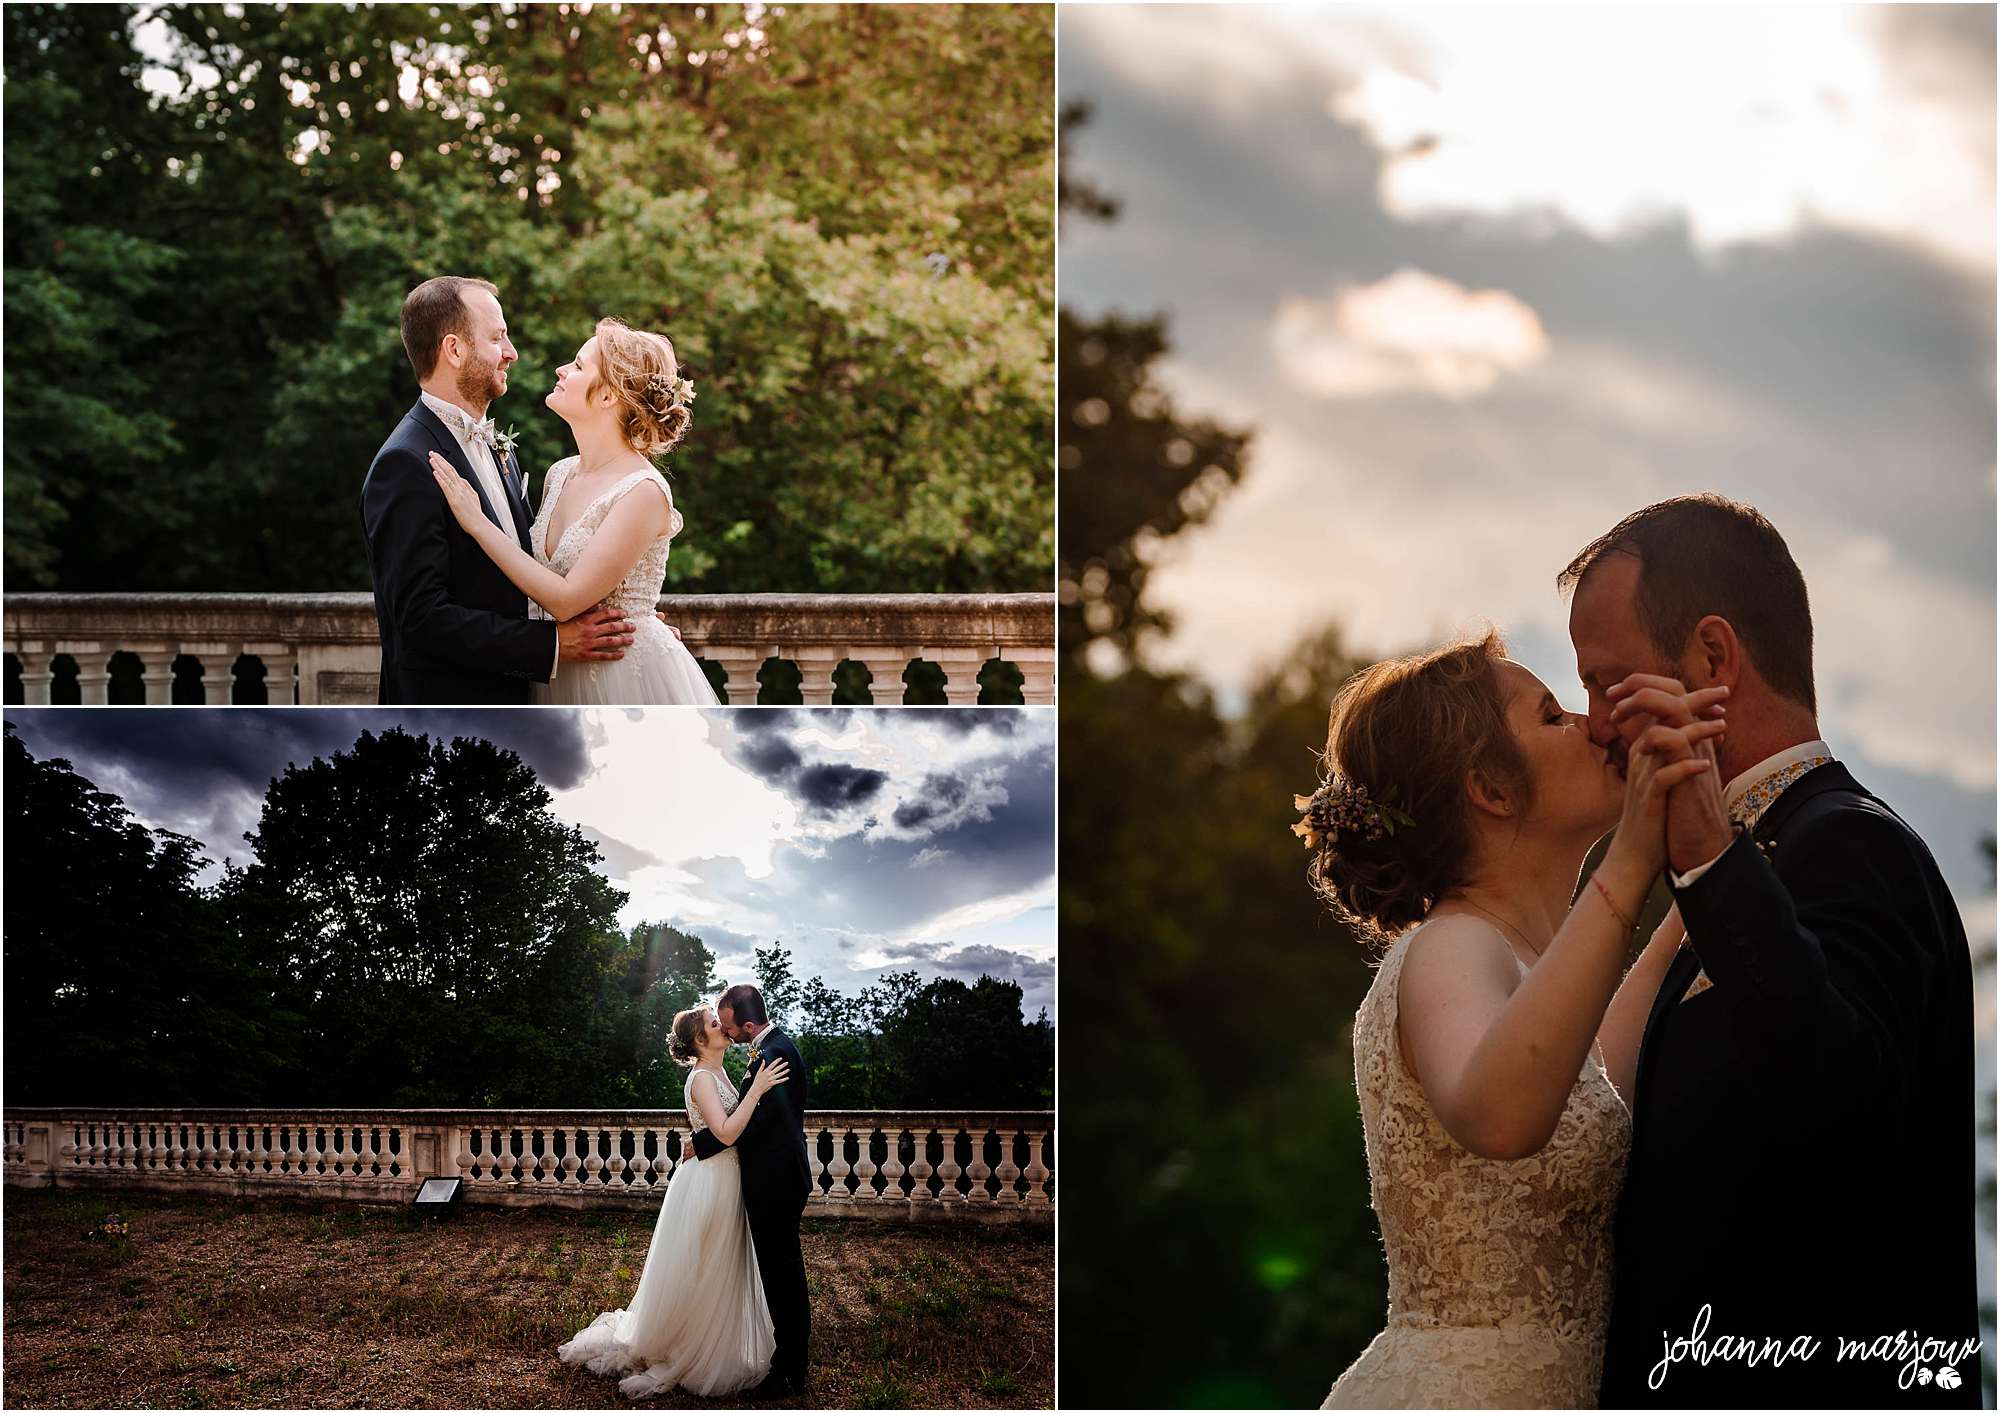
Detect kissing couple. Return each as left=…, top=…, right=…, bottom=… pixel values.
left=558, top=984, right=813, bottom=1401
left=1307, top=496, right=1977, bottom=1407
left=359, top=274, right=720, bottom=706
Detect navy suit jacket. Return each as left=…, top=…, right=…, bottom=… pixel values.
left=1600, top=763, right=1977, bottom=1406
left=359, top=400, right=556, bottom=704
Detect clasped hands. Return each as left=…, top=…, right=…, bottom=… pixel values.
left=1608, top=673, right=1737, bottom=877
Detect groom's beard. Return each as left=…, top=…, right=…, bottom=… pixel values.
left=457, top=353, right=506, bottom=414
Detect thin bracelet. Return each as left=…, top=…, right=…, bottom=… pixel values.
left=1590, top=874, right=1637, bottom=933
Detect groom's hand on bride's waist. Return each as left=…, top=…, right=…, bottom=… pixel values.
left=558, top=606, right=635, bottom=661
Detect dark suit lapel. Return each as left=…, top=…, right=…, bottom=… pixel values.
left=495, top=446, right=534, bottom=553
left=408, top=401, right=506, bottom=536
left=1751, top=761, right=1857, bottom=850
left=1632, top=761, right=1854, bottom=1111
left=1632, top=941, right=1701, bottom=1108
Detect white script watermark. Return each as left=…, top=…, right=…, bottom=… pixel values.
left=1649, top=1304, right=1981, bottom=1390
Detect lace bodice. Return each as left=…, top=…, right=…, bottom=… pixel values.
left=529, top=458, right=682, bottom=620
left=684, top=1067, right=741, bottom=1134
left=1330, top=928, right=1632, bottom=1405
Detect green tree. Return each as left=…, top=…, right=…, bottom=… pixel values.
left=4, top=3, right=1053, bottom=596
left=2, top=725, right=299, bottom=1103
left=217, top=727, right=631, bottom=1105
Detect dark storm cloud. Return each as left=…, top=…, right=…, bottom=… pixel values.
left=903, top=708, right=1024, bottom=738
left=686, top=743, right=1055, bottom=939
left=3, top=709, right=598, bottom=861
left=734, top=733, right=804, bottom=781
left=793, top=762, right=889, bottom=816
left=884, top=940, right=1056, bottom=983
left=892, top=772, right=971, bottom=830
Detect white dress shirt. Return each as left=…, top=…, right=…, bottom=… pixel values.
left=420, top=391, right=559, bottom=681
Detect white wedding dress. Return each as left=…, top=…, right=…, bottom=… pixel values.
left=528, top=457, right=720, bottom=705
left=1325, top=929, right=1632, bottom=1408
left=557, top=1068, right=775, bottom=1398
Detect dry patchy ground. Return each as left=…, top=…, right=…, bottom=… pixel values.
left=2, top=1189, right=1051, bottom=1409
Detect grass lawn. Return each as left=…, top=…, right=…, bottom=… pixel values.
left=2, top=1189, right=1052, bottom=1409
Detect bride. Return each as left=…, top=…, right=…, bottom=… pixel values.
left=1297, top=633, right=1723, bottom=1408
left=429, top=317, right=720, bottom=704
left=558, top=1003, right=791, bottom=1399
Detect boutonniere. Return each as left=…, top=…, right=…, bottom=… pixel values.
left=491, top=425, right=520, bottom=461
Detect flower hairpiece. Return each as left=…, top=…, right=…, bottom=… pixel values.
left=647, top=372, right=696, bottom=410
left=1291, top=777, right=1416, bottom=852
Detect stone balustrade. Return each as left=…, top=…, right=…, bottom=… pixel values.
left=2, top=592, right=1055, bottom=706
left=2, top=1108, right=1053, bottom=1226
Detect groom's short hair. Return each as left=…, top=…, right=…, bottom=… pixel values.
left=1559, top=493, right=1816, bottom=713
left=401, top=275, right=498, bottom=381
left=718, top=984, right=768, bottom=1026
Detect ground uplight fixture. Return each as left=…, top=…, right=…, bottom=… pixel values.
left=411, top=1176, right=464, bottom=1217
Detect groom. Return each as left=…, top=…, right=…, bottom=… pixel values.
left=1564, top=495, right=1977, bottom=1404
left=691, top=983, right=813, bottom=1399
left=359, top=275, right=633, bottom=703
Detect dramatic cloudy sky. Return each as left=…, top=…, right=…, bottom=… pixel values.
left=1062, top=4, right=1996, bottom=912
left=4, top=708, right=1056, bottom=1019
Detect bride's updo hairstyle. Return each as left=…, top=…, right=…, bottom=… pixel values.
left=592, top=316, right=692, bottom=457
left=667, top=1005, right=711, bottom=1068
left=1303, top=631, right=1532, bottom=941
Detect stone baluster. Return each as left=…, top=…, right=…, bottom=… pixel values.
left=559, top=1127, right=583, bottom=1187
left=602, top=1129, right=626, bottom=1187
left=853, top=1126, right=879, bottom=1201
left=907, top=1127, right=935, bottom=1202
left=456, top=1129, right=478, bottom=1187
left=581, top=1129, right=605, bottom=1188
left=246, top=642, right=297, bottom=704
left=807, top=1124, right=829, bottom=1198
left=966, top=1127, right=993, bottom=1203
left=14, top=645, right=55, bottom=704
left=826, top=1127, right=853, bottom=1204
left=67, top=646, right=113, bottom=705
left=59, top=1125, right=80, bottom=1173
left=792, top=648, right=846, bottom=707
left=850, top=649, right=912, bottom=705
left=926, top=647, right=989, bottom=706
left=187, top=645, right=239, bottom=705
left=879, top=1127, right=906, bottom=1201
left=995, top=1128, right=1022, bottom=1204
left=279, top=1123, right=298, bottom=1178
left=134, top=648, right=181, bottom=705
left=248, top=1124, right=268, bottom=1176
left=935, top=1127, right=962, bottom=1203
left=651, top=1128, right=676, bottom=1190
left=1023, top=1130, right=1050, bottom=1206
left=1015, top=649, right=1056, bottom=706
left=704, top=646, right=767, bottom=705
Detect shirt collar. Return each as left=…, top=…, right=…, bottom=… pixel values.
left=1722, top=738, right=1834, bottom=818
left=420, top=390, right=488, bottom=447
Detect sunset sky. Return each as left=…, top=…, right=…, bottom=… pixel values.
left=1062, top=3, right=1995, bottom=912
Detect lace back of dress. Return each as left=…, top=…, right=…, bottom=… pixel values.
left=683, top=1067, right=739, bottom=1133
left=1349, top=929, right=1631, bottom=1358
